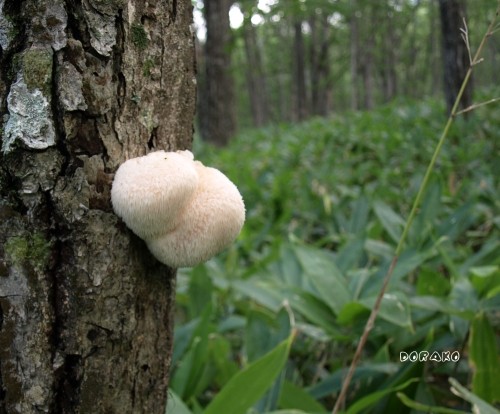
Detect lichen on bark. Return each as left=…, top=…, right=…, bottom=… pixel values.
left=2, top=73, right=56, bottom=153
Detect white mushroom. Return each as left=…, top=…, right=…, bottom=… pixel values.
left=111, top=150, right=199, bottom=240
left=111, top=150, right=245, bottom=268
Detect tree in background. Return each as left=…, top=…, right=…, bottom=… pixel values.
left=242, top=5, right=270, bottom=127
left=199, top=0, right=237, bottom=146
left=439, top=0, right=473, bottom=114
left=195, top=0, right=495, bottom=130
left=0, top=0, right=195, bottom=412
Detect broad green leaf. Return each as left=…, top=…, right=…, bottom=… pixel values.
left=232, top=279, right=283, bottom=311
left=246, top=308, right=290, bottom=362
left=347, top=195, right=370, bottom=235
left=208, top=335, right=239, bottom=388
left=278, top=380, right=327, bottom=413
left=337, top=302, right=368, bottom=325
left=308, top=363, right=398, bottom=398
left=293, top=245, right=351, bottom=315
left=170, top=304, right=213, bottom=400
left=391, top=248, right=433, bottom=281
left=204, top=333, right=294, bottom=414
left=470, top=266, right=500, bottom=298
left=373, top=200, right=405, bottom=243
left=469, top=312, right=500, bottom=403
left=409, top=180, right=441, bottom=246
left=165, top=389, right=192, bottom=414
left=397, top=392, right=467, bottom=414
left=449, top=378, right=500, bottom=414
left=287, top=289, right=346, bottom=339
left=344, top=378, right=419, bottom=414
left=336, top=236, right=366, bottom=273
left=359, top=293, right=413, bottom=329
left=416, top=266, right=450, bottom=296
left=187, top=266, right=213, bottom=318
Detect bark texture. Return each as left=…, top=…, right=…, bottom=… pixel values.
left=0, top=0, right=196, bottom=413
left=200, top=0, right=236, bottom=146
left=438, top=0, right=473, bottom=114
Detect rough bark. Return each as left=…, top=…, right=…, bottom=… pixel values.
left=0, top=0, right=196, bottom=413
left=309, top=11, right=332, bottom=116
left=243, top=18, right=270, bottom=127
left=349, top=2, right=360, bottom=111
left=201, top=0, right=236, bottom=146
left=293, top=20, right=308, bottom=121
left=438, top=0, right=473, bottom=114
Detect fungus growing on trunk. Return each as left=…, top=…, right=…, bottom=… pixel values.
left=111, top=150, right=245, bottom=268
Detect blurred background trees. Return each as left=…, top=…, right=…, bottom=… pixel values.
left=194, top=0, right=498, bottom=142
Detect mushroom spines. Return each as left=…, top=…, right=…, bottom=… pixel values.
left=111, top=150, right=199, bottom=239
left=111, top=150, right=245, bottom=268
left=147, top=164, right=245, bottom=268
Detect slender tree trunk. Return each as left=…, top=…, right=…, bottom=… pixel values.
left=349, top=3, right=360, bottom=111
left=379, top=5, right=398, bottom=102
left=202, top=0, right=237, bottom=146
left=309, top=12, right=331, bottom=116
left=243, top=18, right=269, bottom=127
left=293, top=20, right=308, bottom=121
left=0, top=0, right=196, bottom=413
left=438, top=0, right=473, bottom=114
left=427, top=0, right=442, bottom=97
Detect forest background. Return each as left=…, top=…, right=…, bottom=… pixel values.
left=168, top=0, right=500, bottom=413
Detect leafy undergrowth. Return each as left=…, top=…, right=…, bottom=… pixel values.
left=167, top=97, right=500, bottom=414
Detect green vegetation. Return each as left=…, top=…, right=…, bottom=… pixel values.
left=168, top=96, right=500, bottom=413
left=22, top=48, right=53, bottom=94
left=131, top=23, right=148, bottom=50
left=5, top=232, right=52, bottom=270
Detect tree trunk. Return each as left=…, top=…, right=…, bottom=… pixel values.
left=293, top=20, right=308, bottom=121
left=438, top=0, right=473, bottom=114
left=349, top=2, right=360, bottom=111
left=0, top=0, right=196, bottom=413
left=202, top=0, right=237, bottom=146
left=243, top=18, right=270, bottom=127
left=309, top=12, right=331, bottom=116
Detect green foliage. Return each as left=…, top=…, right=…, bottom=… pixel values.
left=131, top=23, right=148, bottom=49
left=169, top=98, right=500, bottom=412
left=5, top=232, right=52, bottom=270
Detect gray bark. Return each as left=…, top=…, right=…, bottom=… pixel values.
left=293, top=20, right=308, bottom=121
left=0, top=0, right=196, bottom=413
left=243, top=18, right=270, bottom=127
left=201, top=0, right=236, bottom=146
left=438, top=0, right=473, bottom=114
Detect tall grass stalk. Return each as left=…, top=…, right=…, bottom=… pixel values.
left=332, top=4, right=500, bottom=413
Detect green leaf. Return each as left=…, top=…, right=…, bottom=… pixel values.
left=165, top=389, right=192, bottom=414
left=293, top=245, right=351, bottom=315
left=232, top=279, right=283, bottom=311
left=337, top=302, right=368, bottom=325
left=373, top=200, right=405, bottom=243
left=347, top=195, right=370, bottom=235
left=336, top=236, right=366, bottom=273
left=449, top=378, right=500, bottom=414
left=187, top=266, right=213, bottom=318
left=204, top=333, right=295, bottom=414
left=208, top=335, right=239, bottom=388
left=359, top=293, right=413, bottom=329
left=397, top=392, right=466, bottom=414
left=416, top=266, right=451, bottom=296
left=344, top=377, right=420, bottom=414
left=470, top=266, right=500, bottom=298
left=469, top=312, right=500, bottom=403
left=278, top=380, right=327, bottom=413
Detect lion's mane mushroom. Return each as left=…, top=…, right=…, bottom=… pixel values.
left=111, top=150, right=245, bottom=268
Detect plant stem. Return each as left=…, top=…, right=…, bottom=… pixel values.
left=331, top=3, right=500, bottom=413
